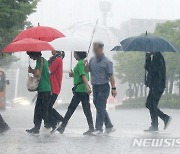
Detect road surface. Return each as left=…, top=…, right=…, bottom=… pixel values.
left=0, top=106, right=180, bottom=154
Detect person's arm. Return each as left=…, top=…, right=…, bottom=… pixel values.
left=28, top=59, right=42, bottom=77
left=144, top=53, right=151, bottom=71
left=28, top=67, right=40, bottom=77
left=84, top=59, right=89, bottom=73
left=78, top=61, right=91, bottom=95
left=69, top=69, right=74, bottom=77
left=107, top=60, right=117, bottom=97
left=82, top=75, right=91, bottom=95
left=85, top=58, right=92, bottom=73
left=110, top=75, right=117, bottom=97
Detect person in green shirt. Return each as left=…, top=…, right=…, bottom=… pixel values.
left=26, top=52, right=51, bottom=134
left=57, top=51, right=94, bottom=135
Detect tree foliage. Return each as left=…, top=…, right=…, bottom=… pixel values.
left=154, top=20, right=180, bottom=94
left=114, top=20, right=180, bottom=96
left=0, top=0, right=39, bottom=52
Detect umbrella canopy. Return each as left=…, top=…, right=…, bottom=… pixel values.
left=3, top=38, right=55, bottom=53
left=50, top=36, right=90, bottom=52
left=65, top=23, right=119, bottom=52
left=112, top=34, right=179, bottom=53
left=13, top=26, right=65, bottom=42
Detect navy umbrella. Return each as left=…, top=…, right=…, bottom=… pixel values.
left=112, top=32, right=179, bottom=53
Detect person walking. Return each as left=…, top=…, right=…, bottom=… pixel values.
left=0, top=114, right=9, bottom=133
left=57, top=51, right=94, bottom=135
left=48, top=50, right=64, bottom=132
left=26, top=52, right=51, bottom=134
left=86, top=42, right=117, bottom=136
left=144, top=52, right=171, bottom=132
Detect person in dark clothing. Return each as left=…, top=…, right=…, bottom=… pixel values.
left=57, top=51, right=94, bottom=135
left=144, top=52, right=171, bottom=132
left=0, top=114, right=9, bottom=133
left=26, top=52, right=51, bottom=134
left=48, top=51, right=64, bottom=132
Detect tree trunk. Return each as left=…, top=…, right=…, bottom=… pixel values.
left=134, top=84, right=139, bottom=98
left=165, top=80, right=169, bottom=95
left=169, top=74, right=174, bottom=94
left=140, top=83, right=143, bottom=97
left=144, top=86, right=147, bottom=97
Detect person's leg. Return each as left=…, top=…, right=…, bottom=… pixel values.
left=60, top=93, right=81, bottom=129
left=0, top=114, right=9, bottom=133
left=50, top=94, right=64, bottom=122
left=93, top=85, right=103, bottom=132
left=154, top=90, right=168, bottom=121
left=81, top=93, right=94, bottom=131
left=104, top=111, right=113, bottom=129
left=33, top=93, right=43, bottom=130
left=93, top=84, right=111, bottom=132
left=26, top=93, right=43, bottom=134
left=151, top=89, right=165, bottom=129
left=102, top=84, right=113, bottom=129
left=145, top=90, right=154, bottom=127
left=48, top=94, right=64, bottom=128
left=41, top=92, right=51, bottom=129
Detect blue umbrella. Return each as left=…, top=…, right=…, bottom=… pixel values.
left=112, top=32, right=179, bottom=53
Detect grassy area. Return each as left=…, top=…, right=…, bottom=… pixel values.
left=116, top=94, right=180, bottom=109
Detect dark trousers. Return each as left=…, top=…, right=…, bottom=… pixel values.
left=93, top=84, right=113, bottom=131
left=0, top=114, right=9, bottom=133
left=146, top=89, right=168, bottom=128
left=48, top=94, right=64, bottom=128
left=62, top=92, right=94, bottom=130
left=34, top=92, right=51, bottom=130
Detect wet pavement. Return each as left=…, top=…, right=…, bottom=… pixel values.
left=0, top=106, right=180, bottom=154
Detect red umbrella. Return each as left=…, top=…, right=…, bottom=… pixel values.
left=3, top=38, right=55, bottom=53
left=13, top=26, right=65, bottom=42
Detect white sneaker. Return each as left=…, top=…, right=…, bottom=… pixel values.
left=51, top=122, right=61, bottom=134
left=92, top=130, right=103, bottom=136
left=104, top=127, right=116, bottom=135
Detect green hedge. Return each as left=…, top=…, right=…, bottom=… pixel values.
left=116, top=94, right=180, bottom=109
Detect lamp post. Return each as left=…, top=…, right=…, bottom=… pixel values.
left=99, top=1, right=111, bottom=26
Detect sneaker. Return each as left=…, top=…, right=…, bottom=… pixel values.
left=57, top=125, right=66, bottom=134
left=144, top=126, right=158, bottom=132
left=164, top=116, right=172, bottom=130
left=83, top=129, right=94, bottom=135
left=26, top=127, right=39, bottom=135
left=91, top=130, right=103, bottom=136
left=51, top=122, right=61, bottom=134
left=104, top=127, right=116, bottom=135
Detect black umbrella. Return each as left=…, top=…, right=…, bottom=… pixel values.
left=112, top=32, right=179, bottom=53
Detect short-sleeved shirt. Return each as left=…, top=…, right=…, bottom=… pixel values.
left=73, top=59, right=89, bottom=93
left=89, top=55, right=113, bottom=85
left=49, top=57, right=63, bottom=95
left=36, top=58, right=51, bottom=92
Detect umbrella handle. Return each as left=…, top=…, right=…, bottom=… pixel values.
left=28, top=57, right=31, bottom=77
left=70, top=52, right=73, bottom=70
left=87, top=19, right=98, bottom=55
